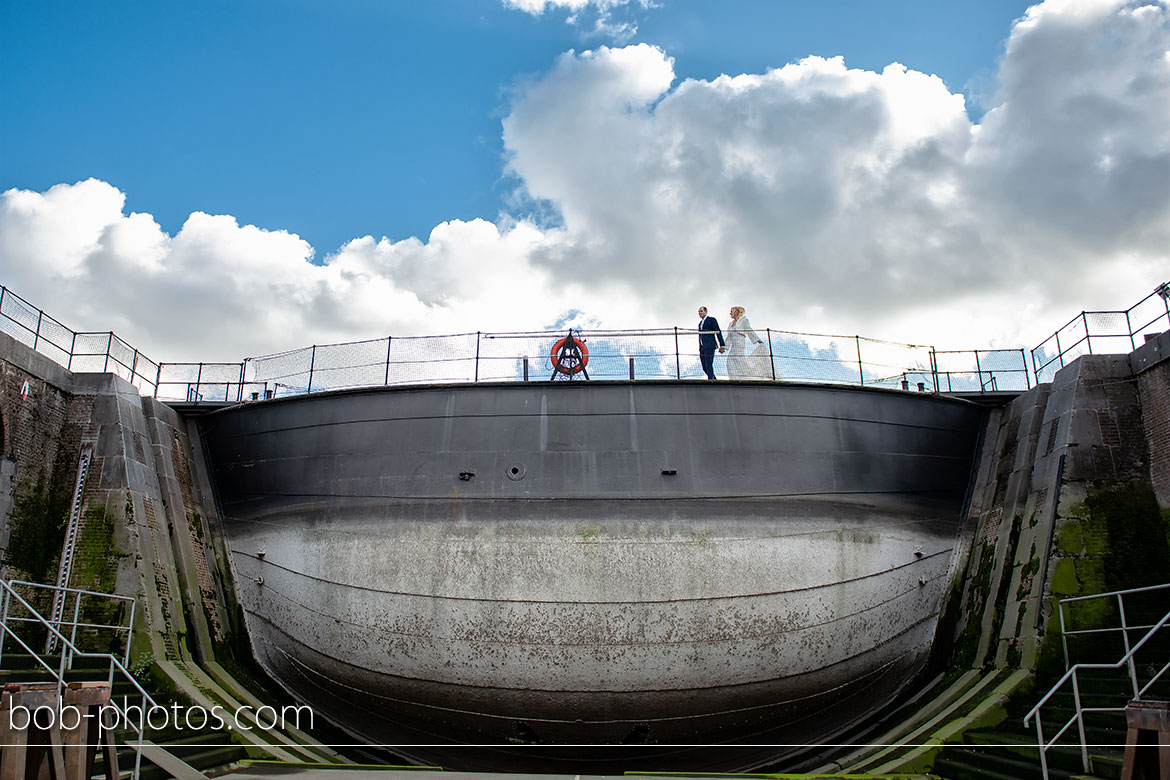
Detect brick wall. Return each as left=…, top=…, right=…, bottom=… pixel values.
left=0, top=356, right=90, bottom=577
left=1138, top=358, right=1170, bottom=507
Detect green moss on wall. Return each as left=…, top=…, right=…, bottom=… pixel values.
left=948, top=541, right=997, bottom=671
left=3, top=479, right=70, bottom=583
left=72, top=505, right=130, bottom=653
left=988, top=514, right=1023, bottom=665
left=74, top=505, right=123, bottom=592
left=1087, top=482, right=1170, bottom=593
left=1033, top=604, right=1067, bottom=681
left=1050, top=558, right=1079, bottom=597
left=1056, top=521, right=1084, bottom=556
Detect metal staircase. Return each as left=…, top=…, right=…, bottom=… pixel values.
left=0, top=578, right=155, bottom=779
left=1024, top=583, right=1170, bottom=780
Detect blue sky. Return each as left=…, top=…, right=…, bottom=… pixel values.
left=1, top=0, right=1167, bottom=361
left=3, top=0, right=1029, bottom=254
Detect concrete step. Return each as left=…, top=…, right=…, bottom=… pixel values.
left=956, top=729, right=1124, bottom=778
left=1089, top=750, right=1124, bottom=780
left=933, top=745, right=1101, bottom=780
left=117, top=732, right=247, bottom=780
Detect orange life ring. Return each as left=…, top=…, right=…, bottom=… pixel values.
left=550, top=336, right=589, bottom=375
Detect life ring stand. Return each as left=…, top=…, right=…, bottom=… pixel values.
left=549, top=333, right=590, bottom=378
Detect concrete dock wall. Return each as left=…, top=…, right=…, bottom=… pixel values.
left=0, top=329, right=231, bottom=665
left=949, top=329, right=1170, bottom=676
left=1135, top=330, right=1170, bottom=507
left=199, top=379, right=987, bottom=768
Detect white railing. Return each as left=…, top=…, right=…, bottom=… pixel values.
left=0, top=579, right=155, bottom=779
left=1024, top=583, right=1170, bottom=779
left=1, top=579, right=136, bottom=669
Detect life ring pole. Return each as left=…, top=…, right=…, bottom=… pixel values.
left=549, top=330, right=590, bottom=380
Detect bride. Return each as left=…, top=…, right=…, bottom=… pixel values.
left=725, top=306, right=773, bottom=380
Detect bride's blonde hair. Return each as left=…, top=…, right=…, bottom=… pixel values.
left=731, top=306, right=746, bottom=318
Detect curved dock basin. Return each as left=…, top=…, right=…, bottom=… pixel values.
left=198, top=380, right=985, bottom=770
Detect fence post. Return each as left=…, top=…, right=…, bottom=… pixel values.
left=237, top=362, right=246, bottom=403
left=855, top=336, right=863, bottom=386
left=1022, top=349, right=1031, bottom=389
left=1059, top=600, right=1069, bottom=670
left=0, top=285, right=5, bottom=318
left=1117, top=594, right=1140, bottom=700
left=766, top=329, right=776, bottom=381
left=1082, top=312, right=1091, bottom=356
left=195, top=362, right=203, bottom=403
left=1125, top=310, right=1136, bottom=351
left=1055, top=329, right=1064, bottom=369
left=674, top=327, right=680, bottom=379
left=154, top=363, right=162, bottom=398
left=929, top=349, right=940, bottom=393
left=974, top=350, right=984, bottom=393
left=103, top=333, right=113, bottom=373
left=0, top=584, right=9, bottom=663
left=475, top=332, right=481, bottom=382
left=307, top=346, right=317, bottom=393
left=384, top=336, right=392, bottom=385
left=68, top=332, right=77, bottom=371
left=33, top=310, right=43, bottom=352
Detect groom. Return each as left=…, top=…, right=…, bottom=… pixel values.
left=697, top=306, right=726, bottom=380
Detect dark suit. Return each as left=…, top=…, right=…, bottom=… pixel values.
left=698, top=315, right=725, bottom=380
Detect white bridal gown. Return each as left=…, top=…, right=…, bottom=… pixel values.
left=725, top=317, right=773, bottom=380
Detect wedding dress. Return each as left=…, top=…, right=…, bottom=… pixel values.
left=725, top=316, right=773, bottom=380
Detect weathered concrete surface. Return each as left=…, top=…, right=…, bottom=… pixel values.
left=0, top=330, right=340, bottom=764
left=951, top=344, right=1167, bottom=675
left=198, top=380, right=986, bottom=770
left=1133, top=329, right=1170, bottom=506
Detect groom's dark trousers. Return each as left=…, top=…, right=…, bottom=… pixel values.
left=698, top=315, right=725, bottom=380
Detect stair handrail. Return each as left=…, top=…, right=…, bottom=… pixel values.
left=0, top=579, right=137, bottom=670
left=1024, top=594, right=1170, bottom=780
left=1058, top=581, right=1170, bottom=673
left=0, top=578, right=157, bottom=780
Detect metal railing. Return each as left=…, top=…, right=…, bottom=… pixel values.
left=0, top=285, right=159, bottom=394
left=2, top=281, right=1166, bottom=405
left=1023, top=582, right=1170, bottom=779
left=155, top=330, right=1035, bottom=404
left=933, top=348, right=1031, bottom=393
left=0, top=578, right=155, bottom=779
left=0, top=580, right=136, bottom=669
left=1032, top=282, right=1170, bottom=384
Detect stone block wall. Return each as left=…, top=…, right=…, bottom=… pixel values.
left=0, top=331, right=84, bottom=581
left=950, top=332, right=1170, bottom=679
left=0, top=330, right=236, bottom=667
left=1134, top=330, right=1170, bottom=507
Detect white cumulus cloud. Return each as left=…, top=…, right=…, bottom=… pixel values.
left=1, top=0, right=1167, bottom=368
left=501, top=0, right=1169, bottom=346
left=502, top=0, right=651, bottom=41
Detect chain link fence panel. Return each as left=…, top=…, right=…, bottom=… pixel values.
left=0, top=282, right=1165, bottom=403
left=935, top=349, right=1029, bottom=392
